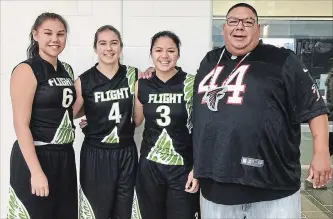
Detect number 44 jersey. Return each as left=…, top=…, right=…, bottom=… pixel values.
left=79, top=64, right=137, bottom=147
left=192, top=44, right=329, bottom=190
left=138, top=68, right=194, bottom=166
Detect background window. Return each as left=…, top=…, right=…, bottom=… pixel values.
left=212, top=19, right=333, bottom=99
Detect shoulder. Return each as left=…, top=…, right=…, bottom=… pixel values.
left=178, top=69, right=195, bottom=81
left=60, top=61, right=74, bottom=80
left=11, top=62, right=37, bottom=85
left=12, top=62, right=34, bottom=75
left=123, top=65, right=138, bottom=79
left=124, top=65, right=138, bottom=72
left=12, top=59, right=38, bottom=78
left=137, top=76, right=153, bottom=89
left=201, top=47, right=224, bottom=64
left=184, top=72, right=195, bottom=80
left=252, top=43, right=293, bottom=66
left=182, top=72, right=195, bottom=97
left=79, top=65, right=96, bottom=80
left=21, top=57, right=40, bottom=66
left=17, top=57, right=42, bottom=73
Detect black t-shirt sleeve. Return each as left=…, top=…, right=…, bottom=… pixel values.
left=283, top=52, right=329, bottom=123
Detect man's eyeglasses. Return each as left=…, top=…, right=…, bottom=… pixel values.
left=226, top=17, right=256, bottom=27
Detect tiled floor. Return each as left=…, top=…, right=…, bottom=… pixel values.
left=300, top=132, right=333, bottom=218
left=301, top=169, right=333, bottom=219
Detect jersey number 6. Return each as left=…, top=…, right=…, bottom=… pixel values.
left=62, top=88, right=73, bottom=108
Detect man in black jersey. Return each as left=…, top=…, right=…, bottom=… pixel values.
left=192, top=3, right=332, bottom=219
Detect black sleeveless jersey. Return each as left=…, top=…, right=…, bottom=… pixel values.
left=138, top=68, right=194, bottom=166
left=192, top=44, right=329, bottom=190
left=19, top=55, right=76, bottom=144
left=79, top=64, right=138, bottom=147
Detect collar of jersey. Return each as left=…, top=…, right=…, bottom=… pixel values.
left=153, top=66, right=184, bottom=86
left=94, top=63, right=125, bottom=81
left=35, top=54, right=64, bottom=73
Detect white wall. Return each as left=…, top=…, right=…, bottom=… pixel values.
left=0, top=0, right=212, bottom=217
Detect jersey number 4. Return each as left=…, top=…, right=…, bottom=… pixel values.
left=198, top=65, right=249, bottom=105
left=109, top=102, right=122, bottom=123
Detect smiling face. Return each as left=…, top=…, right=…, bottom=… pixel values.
left=33, top=19, right=67, bottom=58
left=94, top=30, right=122, bottom=65
left=222, top=6, right=260, bottom=56
left=151, top=36, right=179, bottom=73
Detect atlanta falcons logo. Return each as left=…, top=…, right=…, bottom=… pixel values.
left=311, top=84, right=320, bottom=101
left=202, top=86, right=227, bottom=111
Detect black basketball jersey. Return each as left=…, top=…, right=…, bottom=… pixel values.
left=19, top=55, right=76, bottom=144
left=192, top=44, right=329, bottom=190
left=79, top=64, right=138, bottom=146
left=138, top=68, right=194, bottom=166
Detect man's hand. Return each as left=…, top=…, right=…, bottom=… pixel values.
left=307, top=151, right=332, bottom=188
left=138, top=67, right=155, bottom=79
left=185, top=170, right=199, bottom=193
left=79, top=119, right=87, bottom=129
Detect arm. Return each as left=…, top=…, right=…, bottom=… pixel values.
left=134, top=81, right=144, bottom=127
left=283, top=52, right=332, bottom=188
left=309, top=114, right=329, bottom=154
left=73, top=77, right=85, bottom=119
left=308, top=114, right=332, bottom=187
left=10, top=63, right=48, bottom=196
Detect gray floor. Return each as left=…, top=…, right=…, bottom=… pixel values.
left=300, top=132, right=333, bottom=218
left=301, top=169, right=333, bottom=219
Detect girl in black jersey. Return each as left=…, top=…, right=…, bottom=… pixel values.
left=8, top=13, right=77, bottom=219
left=133, top=31, right=200, bottom=219
left=73, top=25, right=141, bottom=219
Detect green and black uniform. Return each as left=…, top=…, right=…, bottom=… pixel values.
left=8, top=55, right=77, bottom=219
left=79, top=64, right=138, bottom=219
left=133, top=68, right=200, bottom=219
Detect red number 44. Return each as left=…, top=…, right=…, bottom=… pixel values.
left=198, top=65, right=250, bottom=105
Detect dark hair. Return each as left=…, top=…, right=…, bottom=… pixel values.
left=93, top=25, right=123, bottom=49
left=227, top=3, right=258, bottom=22
left=150, top=31, right=181, bottom=56
left=27, top=12, right=68, bottom=59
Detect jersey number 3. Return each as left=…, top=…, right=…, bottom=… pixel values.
left=156, top=105, right=171, bottom=127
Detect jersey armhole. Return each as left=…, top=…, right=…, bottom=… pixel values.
left=78, top=74, right=88, bottom=99
left=137, top=79, right=144, bottom=104
left=13, top=61, right=40, bottom=84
